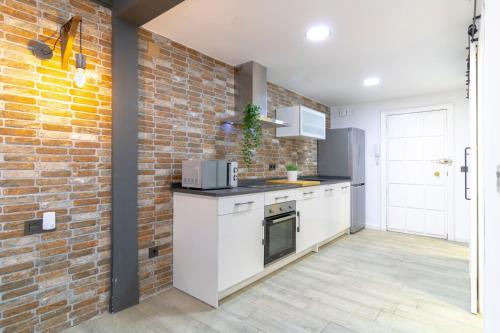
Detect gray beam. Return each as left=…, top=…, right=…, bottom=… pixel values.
left=114, top=0, right=184, bottom=26
left=110, top=16, right=139, bottom=313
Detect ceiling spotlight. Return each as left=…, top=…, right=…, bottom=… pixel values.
left=363, top=77, right=381, bottom=86
left=306, top=26, right=331, bottom=42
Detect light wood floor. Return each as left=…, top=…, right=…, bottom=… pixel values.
left=66, top=229, right=482, bottom=333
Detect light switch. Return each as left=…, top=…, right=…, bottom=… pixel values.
left=42, top=212, right=56, bottom=231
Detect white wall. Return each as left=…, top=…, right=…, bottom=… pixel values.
left=481, top=0, right=500, bottom=330
left=331, top=90, right=470, bottom=242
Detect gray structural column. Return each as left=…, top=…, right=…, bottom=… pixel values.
left=109, top=0, right=184, bottom=313
left=110, top=15, right=139, bottom=313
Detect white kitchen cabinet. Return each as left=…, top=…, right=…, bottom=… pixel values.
left=264, top=189, right=296, bottom=205
left=319, top=182, right=351, bottom=242
left=340, top=184, right=351, bottom=232
left=218, top=208, right=264, bottom=292
left=276, top=105, right=326, bottom=139
left=173, top=192, right=264, bottom=308
left=173, top=183, right=351, bottom=308
left=296, top=187, right=321, bottom=253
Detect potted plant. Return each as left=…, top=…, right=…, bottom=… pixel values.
left=286, top=164, right=299, bottom=182
left=242, top=103, right=263, bottom=166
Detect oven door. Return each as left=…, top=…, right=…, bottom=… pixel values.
left=264, top=212, right=296, bottom=265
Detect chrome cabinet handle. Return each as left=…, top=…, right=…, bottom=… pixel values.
left=302, top=191, right=314, bottom=195
left=274, top=195, right=289, bottom=200
left=234, top=201, right=255, bottom=206
left=341, top=186, right=349, bottom=189
left=324, top=189, right=333, bottom=192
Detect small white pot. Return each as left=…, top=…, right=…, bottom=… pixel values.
left=287, top=170, right=298, bottom=182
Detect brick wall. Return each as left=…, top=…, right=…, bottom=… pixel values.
left=0, top=1, right=331, bottom=331
left=0, top=0, right=111, bottom=332
left=136, top=30, right=330, bottom=298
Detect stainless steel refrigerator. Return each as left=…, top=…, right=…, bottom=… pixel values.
left=318, top=128, right=366, bottom=233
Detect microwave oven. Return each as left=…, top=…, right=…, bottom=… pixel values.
left=182, top=160, right=238, bottom=189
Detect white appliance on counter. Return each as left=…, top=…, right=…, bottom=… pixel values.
left=182, top=160, right=238, bottom=189
left=276, top=105, right=326, bottom=139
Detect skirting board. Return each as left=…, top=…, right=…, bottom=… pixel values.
left=365, top=223, right=382, bottom=231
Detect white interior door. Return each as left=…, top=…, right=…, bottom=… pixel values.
left=386, top=110, right=450, bottom=238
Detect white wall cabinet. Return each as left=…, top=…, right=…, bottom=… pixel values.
left=296, top=187, right=321, bottom=253
left=276, top=105, right=326, bottom=139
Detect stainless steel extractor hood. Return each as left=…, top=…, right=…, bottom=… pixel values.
left=223, top=61, right=288, bottom=128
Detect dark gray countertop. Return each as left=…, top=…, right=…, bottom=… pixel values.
left=171, top=176, right=351, bottom=197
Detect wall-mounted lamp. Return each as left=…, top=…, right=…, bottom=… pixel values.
left=28, top=15, right=87, bottom=88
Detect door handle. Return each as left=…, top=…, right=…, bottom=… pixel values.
left=461, top=147, right=471, bottom=200
left=431, top=158, right=453, bottom=165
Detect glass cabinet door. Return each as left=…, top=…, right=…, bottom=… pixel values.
left=300, top=106, right=326, bottom=139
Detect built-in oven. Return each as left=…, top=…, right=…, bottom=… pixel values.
left=264, top=201, right=296, bottom=265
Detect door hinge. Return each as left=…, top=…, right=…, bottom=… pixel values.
left=262, top=239, right=265, bottom=246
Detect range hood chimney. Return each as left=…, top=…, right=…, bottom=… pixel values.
left=224, top=61, right=287, bottom=128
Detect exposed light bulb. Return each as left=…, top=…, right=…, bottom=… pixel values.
left=74, top=67, right=86, bottom=88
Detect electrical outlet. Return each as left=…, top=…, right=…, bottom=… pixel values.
left=269, top=163, right=276, bottom=170
left=24, top=219, right=44, bottom=235
left=148, top=246, right=159, bottom=258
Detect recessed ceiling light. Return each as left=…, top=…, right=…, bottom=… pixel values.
left=363, top=77, right=381, bottom=86
left=306, top=26, right=331, bottom=42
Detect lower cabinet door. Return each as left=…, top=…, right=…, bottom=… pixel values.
left=296, top=198, right=320, bottom=253
left=218, top=208, right=264, bottom=292
left=321, top=186, right=337, bottom=240
left=340, top=185, right=351, bottom=231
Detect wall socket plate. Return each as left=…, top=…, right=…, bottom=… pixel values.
left=24, top=219, right=45, bottom=235
left=269, top=163, right=277, bottom=171
left=148, top=246, right=159, bottom=258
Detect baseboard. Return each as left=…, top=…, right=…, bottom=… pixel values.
left=453, top=237, right=470, bottom=244
left=365, top=223, right=382, bottom=231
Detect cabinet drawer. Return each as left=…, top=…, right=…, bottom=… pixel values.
left=218, top=194, right=264, bottom=216
left=296, top=186, right=321, bottom=200
left=321, top=184, right=336, bottom=195
left=264, top=189, right=297, bottom=205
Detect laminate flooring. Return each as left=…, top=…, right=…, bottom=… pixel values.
left=66, top=229, right=482, bottom=333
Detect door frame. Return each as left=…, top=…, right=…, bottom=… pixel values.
left=380, top=104, right=455, bottom=239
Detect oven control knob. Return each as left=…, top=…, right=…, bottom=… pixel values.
left=279, top=207, right=283, bottom=211
left=289, top=205, right=292, bottom=209
left=268, top=209, right=272, bottom=214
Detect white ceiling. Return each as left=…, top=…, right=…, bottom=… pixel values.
left=143, top=0, right=473, bottom=106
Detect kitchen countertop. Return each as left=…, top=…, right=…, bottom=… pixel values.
left=171, top=176, right=351, bottom=197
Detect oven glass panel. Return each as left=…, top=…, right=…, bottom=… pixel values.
left=265, top=215, right=296, bottom=265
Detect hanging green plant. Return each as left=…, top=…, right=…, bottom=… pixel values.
left=241, top=103, right=263, bottom=166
